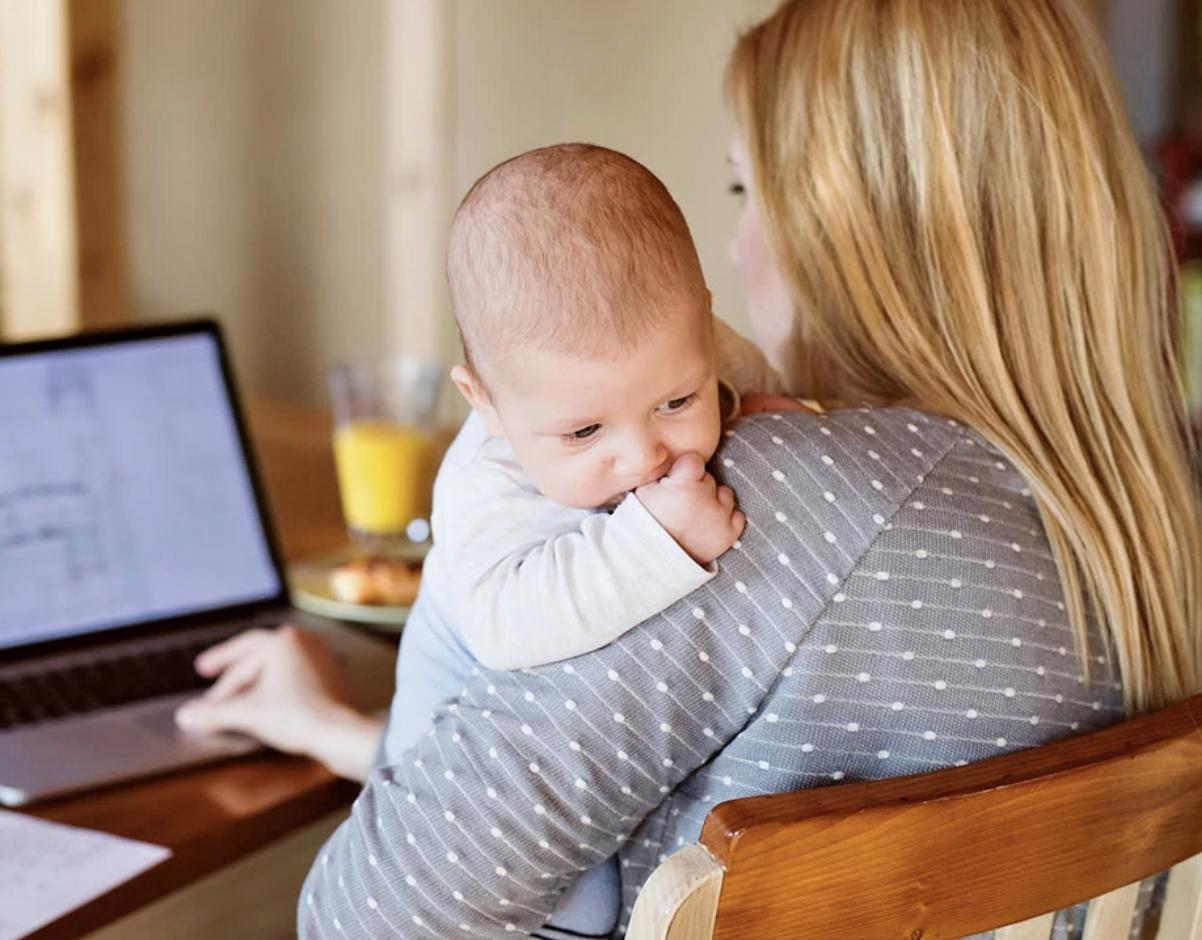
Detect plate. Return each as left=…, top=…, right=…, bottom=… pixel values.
left=288, top=542, right=429, bottom=632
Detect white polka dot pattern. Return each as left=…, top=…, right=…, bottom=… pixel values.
left=298, top=409, right=1125, bottom=940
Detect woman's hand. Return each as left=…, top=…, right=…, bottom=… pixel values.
left=174, top=625, right=384, bottom=782
left=740, top=393, right=823, bottom=416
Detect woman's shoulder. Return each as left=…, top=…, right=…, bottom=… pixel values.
left=718, top=404, right=1034, bottom=538
left=718, top=404, right=1040, bottom=572
left=721, top=405, right=977, bottom=494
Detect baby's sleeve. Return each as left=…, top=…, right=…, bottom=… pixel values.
left=440, top=452, right=715, bottom=670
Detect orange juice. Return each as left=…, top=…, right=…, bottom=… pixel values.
left=333, top=420, right=435, bottom=536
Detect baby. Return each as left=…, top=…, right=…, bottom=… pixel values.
left=385, top=143, right=783, bottom=935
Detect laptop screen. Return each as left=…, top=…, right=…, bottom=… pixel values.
left=0, top=328, right=284, bottom=651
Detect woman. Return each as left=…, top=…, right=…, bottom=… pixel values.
left=725, top=0, right=1202, bottom=715
left=183, top=1, right=1202, bottom=937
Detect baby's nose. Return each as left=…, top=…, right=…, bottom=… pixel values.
left=619, top=437, right=669, bottom=477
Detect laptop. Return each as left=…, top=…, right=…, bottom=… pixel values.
left=0, top=319, right=306, bottom=806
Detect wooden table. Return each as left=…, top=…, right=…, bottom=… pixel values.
left=19, top=400, right=398, bottom=940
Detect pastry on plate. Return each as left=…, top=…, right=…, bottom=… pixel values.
left=329, top=556, right=422, bottom=606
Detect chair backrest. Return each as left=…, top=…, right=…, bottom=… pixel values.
left=628, top=693, right=1202, bottom=940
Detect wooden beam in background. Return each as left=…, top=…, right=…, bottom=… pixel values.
left=68, top=0, right=126, bottom=330
left=0, top=0, right=124, bottom=341
left=383, top=0, right=455, bottom=365
left=0, top=0, right=79, bottom=339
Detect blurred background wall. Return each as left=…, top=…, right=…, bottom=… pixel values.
left=4, top=1, right=1191, bottom=408
left=121, top=0, right=778, bottom=405
left=121, top=0, right=386, bottom=403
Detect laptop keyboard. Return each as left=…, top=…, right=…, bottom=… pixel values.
left=0, top=626, right=249, bottom=730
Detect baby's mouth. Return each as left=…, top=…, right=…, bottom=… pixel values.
left=607, top=470, right=668, bottom=507
left=604, top=491, right=630, bottom=509
left=634, top=469, right=670, bottom=490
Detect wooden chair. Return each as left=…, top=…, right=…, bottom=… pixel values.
left=627, top=693, right=1202, bottom=940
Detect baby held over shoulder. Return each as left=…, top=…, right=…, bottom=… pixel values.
left=429, top=142, right=793, bottom=673
left=449, top=288, right=752, bottom=572
left=436, top=301, right=765, bottom=671
left=384, top=142, right=803, bottom=939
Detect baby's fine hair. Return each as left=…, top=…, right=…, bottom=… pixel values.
left=446, top=143, right=708, bottom=384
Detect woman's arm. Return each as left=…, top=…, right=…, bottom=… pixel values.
left=299, top=584, right=790, bottom=939
left=175, top=626, right=384, bottom=782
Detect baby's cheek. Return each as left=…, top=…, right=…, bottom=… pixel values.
left=536, top=462, right=614, bottom=511
left=698, top=406, right=725, bottom=463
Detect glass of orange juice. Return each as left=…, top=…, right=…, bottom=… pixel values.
left=328, top=356, right=442, bottom=552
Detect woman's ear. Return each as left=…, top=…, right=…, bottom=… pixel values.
left=451, top=364, right=506, bottom=437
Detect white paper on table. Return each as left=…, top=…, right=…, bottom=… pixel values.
left=0, top=809, right=171, bottom=940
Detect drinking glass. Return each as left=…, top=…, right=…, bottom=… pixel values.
left=328, top=356, right=443, bottom=553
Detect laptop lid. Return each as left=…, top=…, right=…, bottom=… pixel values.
left=0, top=318, right=290, bottom=661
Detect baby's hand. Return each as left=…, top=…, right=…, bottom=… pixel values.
left=635, top=453, right=745, bottom=566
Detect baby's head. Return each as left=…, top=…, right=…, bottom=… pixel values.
left=447, top=144, right=723, bottom=510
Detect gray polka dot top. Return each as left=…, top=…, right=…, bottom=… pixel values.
left=299, top=408, right=1126, bottom=940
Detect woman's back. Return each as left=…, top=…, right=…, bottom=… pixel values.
left=726, top=0, right=1202, bottom=717
left=610, top=407, right=1124, bottom=930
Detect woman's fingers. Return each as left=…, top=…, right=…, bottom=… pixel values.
left=198, top=651, right=265, bottom=704
left=175, top=624, right=344, bottom=758
left=177, top=695, right=255, bottom=737
left=193, top=627, right=274, bottom=677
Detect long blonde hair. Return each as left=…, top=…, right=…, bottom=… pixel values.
left=728, top=0, right=1202, bottom=713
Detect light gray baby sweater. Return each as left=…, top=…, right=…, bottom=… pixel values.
left=299, top=408, right=1126, bottom=939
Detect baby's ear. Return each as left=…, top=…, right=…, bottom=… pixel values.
left=451, top=364, right=506, bottom=437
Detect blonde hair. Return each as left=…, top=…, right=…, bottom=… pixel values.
left=728, top=0, right=1202, bottom=713
left=446, top=143, right=708, bottom=385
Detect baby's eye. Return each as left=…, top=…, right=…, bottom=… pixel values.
left=565, top=424, right=600, bottom=443
left=660, top=395, right=695, bottom=413
left=728, top=181, right=746, bottom=197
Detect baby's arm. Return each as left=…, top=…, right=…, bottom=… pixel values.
left=446, top=456, right=742, bottom=671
